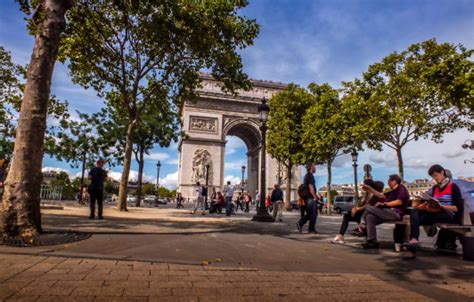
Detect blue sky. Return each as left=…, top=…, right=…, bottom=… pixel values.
left=1, top=0, right=473, bottom=189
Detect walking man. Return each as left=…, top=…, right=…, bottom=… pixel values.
left=296, top=163, right=319, bottom=234
left=270, top=184, right=284, bottom=222
left=88, top=159, right=107, bottom=219
left=193, top=182, right=205, bottom=215
left=224, top=181, right=234, bottom=216
left=244, top=191, right=251, bottom=213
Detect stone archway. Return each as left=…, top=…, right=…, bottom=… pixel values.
left=177, top=74, right=301, bottom=200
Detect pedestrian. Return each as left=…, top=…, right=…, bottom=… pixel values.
left=358, top=174, right=410, bottom=249
left=193, top=182, right=206, bottom=215
left=402, top=165, right=463, bottom=259
left=331, top=179, right=384, bottom=244
left=296, top=163, right=319, bottom=234
left=244, top=191, right=251, bottom=213
left=87, top=159, right=107, bottom=219
left=235, top=192, right=242, bottom=212
left=270, top=184, right=284, bottom=222
left=176, top=192, right=184, bottom=208
left=224, top=181, right=234, bottom=216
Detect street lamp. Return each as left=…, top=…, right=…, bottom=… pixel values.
left=156, top=160, right=161, bottom=195
left=252, top=98, right=274, bottom=222
left=241, top=165, right=246, bottom=195
left=205, top=164, right=210, bottom=209
left=351, top=149, right=359, bottom=204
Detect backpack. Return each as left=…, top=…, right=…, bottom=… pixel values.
left=298, top=184, right=311, bottom=199
left=202, top=186, right=208, bottom=197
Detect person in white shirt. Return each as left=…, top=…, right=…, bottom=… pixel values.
left=193, top=182, right=205, bottom=215
left=224, top=181, right=234, bottom=216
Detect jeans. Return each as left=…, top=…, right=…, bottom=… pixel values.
left=245, top=202, right=250, bottom=212
left=225, top=196, right=233, bottom=216
left=272, top=200, right=284, bottom=221
left=409, top=208, right=455, bottom=240
left=298, top=198, right=317, bottom=232
left=360, top=206, right=401, bottom=241
left=339, top=211, right=363, bottom=235
left=89, top=189, right=103, bottom=218
left=193, top=196, right=205, bottom=214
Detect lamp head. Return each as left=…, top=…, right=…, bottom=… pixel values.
left=157, top=161, right=161, bottom=167
left=258, top=98, right=270, bottom=122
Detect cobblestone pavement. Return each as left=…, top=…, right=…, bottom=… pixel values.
left=0, top=254, right=434, bottom=302
left=0, top=205, right=473, bottom=301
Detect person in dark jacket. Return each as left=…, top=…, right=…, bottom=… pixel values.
left=87, top=159, right=107, bottom=219
left=402, top=164, right=464, bottom=259
left=270, top=184, right=284, bottom=222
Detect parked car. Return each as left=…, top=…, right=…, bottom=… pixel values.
left=157, top=198, right=168, bottom=205
left=144, top=195, right=157, bottom=203
left=126, top=195, right=137, bottom=203
left=332, top=195, right=356, bottom=214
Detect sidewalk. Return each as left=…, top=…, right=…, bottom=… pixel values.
left=0, top=205, right=472, bottom=301
left=0, top=253, right=434, bottom=302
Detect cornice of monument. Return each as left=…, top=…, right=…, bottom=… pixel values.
left=198, top=72, right=287, bottom=89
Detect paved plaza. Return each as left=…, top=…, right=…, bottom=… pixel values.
left=0, top=204, right=473, bottom=301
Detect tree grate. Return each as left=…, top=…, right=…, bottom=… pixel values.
left=0, top=231, right=91, bottom=247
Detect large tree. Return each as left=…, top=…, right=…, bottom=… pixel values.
left=60, top=0, right=259, bottom=211
left=267, top=84, right=313, bottom=209
left=302, top=83, right=383, bottom=212
left=351, top=39, right=473, bottom=179
left=1, top=0, right=73, bottom=238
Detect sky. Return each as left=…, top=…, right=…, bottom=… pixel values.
left=1, top=0, right=473, bottom=190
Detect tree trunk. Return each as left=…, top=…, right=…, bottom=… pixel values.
left=284, top=161, right=292, bottom=210
left=396, top=147, right=404, bottom=181
left=326, top=159, right=332, bottom=215
left=117, top=120, right=136, bottom=211
left=135, top=147, right=144, bottom=208
left=0, top=0, right=72, bottom=238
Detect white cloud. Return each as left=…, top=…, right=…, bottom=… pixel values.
left=107, top=170, right=156, bottom=183
left=42, top=167, right=70, bottom=175
left=442, top=149, right=467, bottom=159
left=404, top=158, right=431, bottom=170
left=225, top=136, right=247, bottom=154
left=161, top=171, right=179, bottom=189
left=225, top=160, right=247, bottom=171
left=145, top=152, right=170, bottom=161
left=224, top=175, right=241, bottom=185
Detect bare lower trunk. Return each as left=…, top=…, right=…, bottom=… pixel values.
left=326, top=160, right=332, bottom=215
left=284, top=161, right=292, bottom=210
left=0, top=0, right=72, bottom=238
left=396, top=147, right=404, bottom=181
left=117, top=121, right=136, bottom=211
left=135, top=148, right=144, bottom=208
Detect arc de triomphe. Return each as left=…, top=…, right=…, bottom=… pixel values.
left=177, top=74, right=301, bottom=200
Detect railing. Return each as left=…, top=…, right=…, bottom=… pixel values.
left=40, top=185, right=63, bottom=206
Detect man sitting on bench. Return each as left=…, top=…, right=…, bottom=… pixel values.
left=402, top=164, right=464, bottom=259
left=359, top=174, right=410, bottom=249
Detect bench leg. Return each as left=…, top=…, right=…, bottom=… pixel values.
left=393, top=224, right=407, bottom=244
left=461, top=234, right=474, bottom=261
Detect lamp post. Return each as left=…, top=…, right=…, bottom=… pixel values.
left=252, top=98, right=274, bottom=222
left=205, top=164, right=210, bottom=209
left=241, top=165, right=246, bottom=195
left=351, top=149, right=359, bottom=204
left=156, top=161, right=161, bottom=199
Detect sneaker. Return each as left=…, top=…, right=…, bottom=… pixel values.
left=331, top=235, right=345, bottom=244
left=279, top=219, right=283, bottom=222
left=362, top=240, right=379, bottom=249
left=88, top=216, right=95, bottom=220
left=308, top=230, right=319, bottom=234
left=296, top=223, right=302, bottom=233
left=98, top=216, right=104, bottom=220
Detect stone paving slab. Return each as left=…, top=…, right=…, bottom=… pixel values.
left=0, top=254, right=435, bottom=302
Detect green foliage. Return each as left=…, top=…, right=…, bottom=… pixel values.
left=348, top=39, right=473, bottom=178
left=104, top=179, right=119, bottom=195
left=49, top=171, right=77, bottom=200
left=267, top=84, right=314, bottom=166
left=302, top=83, right=345, bottom=164
left=46, top=112, right=116, bottom=169
left=141, top=183, right=156, bottom=196
left=157, top=186, right=174, bottom=199
left=0, top=45, right=70, bottom=161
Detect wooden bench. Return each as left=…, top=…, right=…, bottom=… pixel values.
left=385, top=200, right=473, bottom=261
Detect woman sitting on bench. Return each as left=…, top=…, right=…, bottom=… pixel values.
left=402, top=164, right=464, bottom=259
left=331, top=179, right=384, bottom=244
